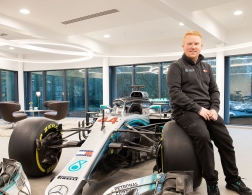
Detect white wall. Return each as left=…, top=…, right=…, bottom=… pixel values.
left=0, top=59, right=19, bottom=70
left=108, top=36, right=216, bottom=65
left=0, top=51, right=19, bottom=71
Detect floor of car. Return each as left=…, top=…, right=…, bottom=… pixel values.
left=0, top=125, right=251, bottom=195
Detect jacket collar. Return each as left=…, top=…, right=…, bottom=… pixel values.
left=182, top=53, right=204, bottom=65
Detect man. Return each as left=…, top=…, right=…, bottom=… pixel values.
left=166, top=30, right=252, bottom=195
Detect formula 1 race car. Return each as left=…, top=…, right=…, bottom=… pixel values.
left=7, top=85, right=202, bottom=195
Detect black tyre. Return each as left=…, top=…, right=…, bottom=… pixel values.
left=8, top=117, right=62, bottom=177
left=162, top=121, right=202, bottom=188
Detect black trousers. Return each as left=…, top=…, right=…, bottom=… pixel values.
left=173, top=110, right=239, bottom=182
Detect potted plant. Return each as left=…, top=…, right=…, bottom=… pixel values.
left=29, top=102, right=33, bottom=110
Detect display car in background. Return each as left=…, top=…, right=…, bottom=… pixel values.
left=229, top=93, right=252, bottom=117
left=0, top=158, right=31, bottom=195
left=6, top=85, right=201, bottom=195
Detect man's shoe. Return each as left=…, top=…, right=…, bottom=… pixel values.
left=206, top=181, right=220, bottom=195
left=226, top=178, right=252, bottom=195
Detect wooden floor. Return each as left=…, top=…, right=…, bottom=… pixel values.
left=0, top=125, right=251, bottom=195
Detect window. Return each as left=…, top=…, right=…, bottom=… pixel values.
left=203, top=58, right=216, bottom=79
left=135, top=64, right=158, bottom=98
left=31, top=72, right=43, bottom=110
left=88, top=68, right=103, bottom=112
left=1, top=70, right=16, bottom=101
left=229, top=55, right=252, bottom=125
left=116, top=66, right=132, bottom=97
left=46, top=70, right=63, bottom=101
left=161, top=62, right=172, bottom=99
left=66, top=69, right=85, bottom=117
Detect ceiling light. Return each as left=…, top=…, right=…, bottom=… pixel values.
left=20, top=9, right=30, bottom=14
left=9, top=47, right=15, bottom=50
left=104, top=34, right=110, bottom=38
left=234, top=10, right=243, bottom=15
left=179, top=22, right=184, bottom=26
left=0, top=39, right=94, bottom=63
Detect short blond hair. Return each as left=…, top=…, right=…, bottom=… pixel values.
left=183, top=31, right=202, bottom=43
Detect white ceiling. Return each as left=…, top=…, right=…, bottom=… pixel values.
left=0, top=0, right=252, bottom=56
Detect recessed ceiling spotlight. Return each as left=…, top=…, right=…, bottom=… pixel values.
left=9, top=47, right=15, bottom=50
left=234, top=10, right=243, bottom=15
left=104, top=34, right=110, bottom=38
left=179, top=22, right=184, bottom=26
left=20, top=9, right=30, bottom=14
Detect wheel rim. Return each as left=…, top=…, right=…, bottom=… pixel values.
left=35, top=123, right=62, bottom=173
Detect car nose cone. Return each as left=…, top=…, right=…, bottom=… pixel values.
left=48, top=185, right=68, bottom=195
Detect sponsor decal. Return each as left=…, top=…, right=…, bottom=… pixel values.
left=185, top=68, right=194, bottom=72
left=44, top=123, right=58, bottom=133
left=47, top=164, right=57, bottom=173
left=49, top=185, right=68, bottom=195
left=97, top=117, right=118, bottom=124
left=57, top=175, right=78, bottom=181
left=76, top=150, right=94, bottom=157
left=113, top=182, right=138, bottom=194
left=68, top=160, right=87, bottom=172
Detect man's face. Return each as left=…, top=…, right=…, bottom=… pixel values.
left=182, top=35, right=203, bottom=62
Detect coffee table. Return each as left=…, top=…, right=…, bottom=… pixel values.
left=23, top=110, right=45, bottom=117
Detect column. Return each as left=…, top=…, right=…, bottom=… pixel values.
left=18, top=54, right=25, bottom=110
left=103, top=57, right=109, bottom=105
left=216, top=44, right=225, bottom=118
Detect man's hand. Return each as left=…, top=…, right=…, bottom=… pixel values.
left=198, top=107, right=210, bottom=120
left=209, top=109, right=218, bottom=121
left=198, top=107, right=218, bottom=121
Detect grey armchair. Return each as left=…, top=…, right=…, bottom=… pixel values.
left=0, top=101, right=27, bottom=128
left=43, top=101, right=69, bottom=120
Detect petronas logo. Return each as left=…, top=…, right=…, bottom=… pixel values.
left=68, top=160, right=87, bottom=172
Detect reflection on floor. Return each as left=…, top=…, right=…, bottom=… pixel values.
left=0, top=126, right=251, bottom=195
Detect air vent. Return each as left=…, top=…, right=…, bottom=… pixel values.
left=61, top=9, right=119, bottom=25
left=0, top=33, right=7, bottom=36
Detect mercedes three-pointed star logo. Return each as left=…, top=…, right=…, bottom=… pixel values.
left=48, top=185, right=68, bottom=195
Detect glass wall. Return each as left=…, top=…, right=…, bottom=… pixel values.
left=24, top=68, right=104, bottom=116
left=135, top=64, right=159, bottom=98
left=66, top=69, right=85, bottom=117
left=1, top=70, right=16, bottom=101
left=88, top=68, right=103, bottom=112
left=46, top=70, right=63, bottom=101
left=18, top=56, right=250, bottom=126
left=31, top=72, right=43, bottom=110
left=116, top=66, right=132, bottom=97
left=203, top=58, right=216, bottom=79
left=229, top=55, right=252, bottom=125
left=161, top=62, right=172, bottom=99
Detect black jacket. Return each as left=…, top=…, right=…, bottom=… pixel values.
left=166, top=53, right=220, bottom=115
